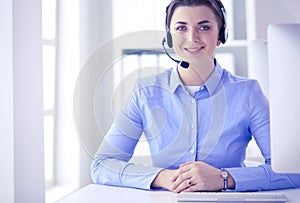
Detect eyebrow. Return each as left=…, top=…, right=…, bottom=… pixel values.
left=175, top=20, right=210, bottom=25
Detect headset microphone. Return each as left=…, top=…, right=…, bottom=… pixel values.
left=162, top=38, right=189, bottom=69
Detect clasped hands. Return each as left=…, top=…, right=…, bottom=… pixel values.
left=151, top=161, right=234, bottom=193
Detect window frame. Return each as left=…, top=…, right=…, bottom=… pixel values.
left=42, top=0, right=57, bottom=189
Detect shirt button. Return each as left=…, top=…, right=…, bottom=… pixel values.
left=200, top=86, right=204, bottom=90
left=190, top=148, right=195, bottom=154
left=190, top=123, right=195, bottom=128
left=191, top=99, right=195, bottom=104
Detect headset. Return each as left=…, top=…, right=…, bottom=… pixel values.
left=216, top=0, right=228, bottom=44
left=162, top=0, right=228, bottom=68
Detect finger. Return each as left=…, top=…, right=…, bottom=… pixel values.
left=179, top=161, right=195, bottom=168
left=183, top=185, right=195, bottom=192
left=171, top=166, right=191, bottom=182
left=170, top=170, right=180, bottom=182
left=170, top=175, right=179, bottom=182
left=173, top=179, right=193, bottom=193
left=171, top=172, right=192, bottom=191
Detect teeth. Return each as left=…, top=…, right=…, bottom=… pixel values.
left=186, top=47, right=203, bottom=52
left=189, top=48, right=199, bottom=52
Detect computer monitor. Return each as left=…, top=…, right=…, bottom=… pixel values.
left=268, top=24, right=300, bottom=173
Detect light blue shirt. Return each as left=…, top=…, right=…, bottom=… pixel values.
left=91, top=61, right=300, bottom=191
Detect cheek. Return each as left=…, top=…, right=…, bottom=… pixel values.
left=205, top=32, right=219, bottom=43
left=170, top=33, right=184, bottom=54
left=207, top=35, right=219, bottom=48
left=170, top=32, right=183, bottom=46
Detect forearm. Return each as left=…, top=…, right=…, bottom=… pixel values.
left=227, top=165, right=300, bottom=191
left=151, top=169, right=177, bottom=190
left=91, top=158, right=163, bottom=190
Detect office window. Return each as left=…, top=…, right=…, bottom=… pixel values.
left=44, top=0, right=80, bottom=202
left=42, top=0, right=56, bottom=188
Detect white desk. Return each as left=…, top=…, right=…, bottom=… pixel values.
left=56, top=184, right=300, bottom=203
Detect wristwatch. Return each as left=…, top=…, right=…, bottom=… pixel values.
left=221, top=168, right=228, bottom=191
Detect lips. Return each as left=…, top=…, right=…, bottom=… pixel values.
left=184, top=46, right=205, bottom=53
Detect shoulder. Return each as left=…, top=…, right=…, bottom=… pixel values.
left=135, top=68, right=173, bottom=91
left=222, top=69, right=268, bottom=106
left=221, top=68, right=268, bottom=101
left=222, top=69, right=260, bottom=88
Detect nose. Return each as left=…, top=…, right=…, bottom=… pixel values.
left=187, top=28, right=200, bottom=43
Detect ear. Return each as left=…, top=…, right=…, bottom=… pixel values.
left=216, top=40, right=221, bottom=46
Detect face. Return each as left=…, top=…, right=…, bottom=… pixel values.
left=169, top=6, right=221, bottom=65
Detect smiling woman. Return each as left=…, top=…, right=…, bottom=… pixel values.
left=170, top=6, right=220, bottom=59
left=170, top=6, right=220, bottom=86
left=91, top=0, right=300, bottom=193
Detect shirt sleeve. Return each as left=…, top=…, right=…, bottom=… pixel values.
left=227, top=81, right=300, bottom=191
left=90, top=82, right=163, bottom=190
left=227, top=165, right=300, bottom=191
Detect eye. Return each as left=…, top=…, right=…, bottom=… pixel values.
left=199, top=25, right=210, bottom=31
left=176, top=26, right=187, bottom=31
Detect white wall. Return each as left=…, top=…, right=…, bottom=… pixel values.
left=247, top=0, right=300, bottom=96
left=255, top=0, right=300, bottom=39
left=0, top=0, right=45, bottom=202
left=0, top=0, right=14, bottom=202
left=247, top=0, right=300, bottom=40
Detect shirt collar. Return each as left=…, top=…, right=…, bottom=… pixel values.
left=170, top=67, right=183, bottom=93
left=169, top=59, right=224, bottom=95
left=205, top=60, right=224, bottom=95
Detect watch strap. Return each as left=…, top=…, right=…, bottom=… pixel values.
left=221, top=168, right=228, bottom=191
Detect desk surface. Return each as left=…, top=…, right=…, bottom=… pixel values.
left=56, top=184, right=300, bottom=203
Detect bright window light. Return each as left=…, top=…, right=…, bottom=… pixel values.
left=42, top=0, right=56, bottom=187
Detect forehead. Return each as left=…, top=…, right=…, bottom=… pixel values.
left=170, top=6, right=217, bottom=24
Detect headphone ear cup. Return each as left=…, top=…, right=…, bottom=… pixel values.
left=219, top=27, right=225, bottom=44
left=166, top=32, right=173, bottom=48
left=219, top=26, right=228, bottom=44
left=215, top=0, right=228, bottom=44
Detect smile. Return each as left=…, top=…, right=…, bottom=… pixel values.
left=184, top=46, right=205, bottom=53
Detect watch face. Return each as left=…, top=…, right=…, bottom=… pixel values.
left=221, top=170, right=228, bottom=178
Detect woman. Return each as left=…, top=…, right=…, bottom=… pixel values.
left=91, top=0, right=300, bottom=192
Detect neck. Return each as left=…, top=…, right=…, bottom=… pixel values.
left=178, top=61, right=214, bottom=86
